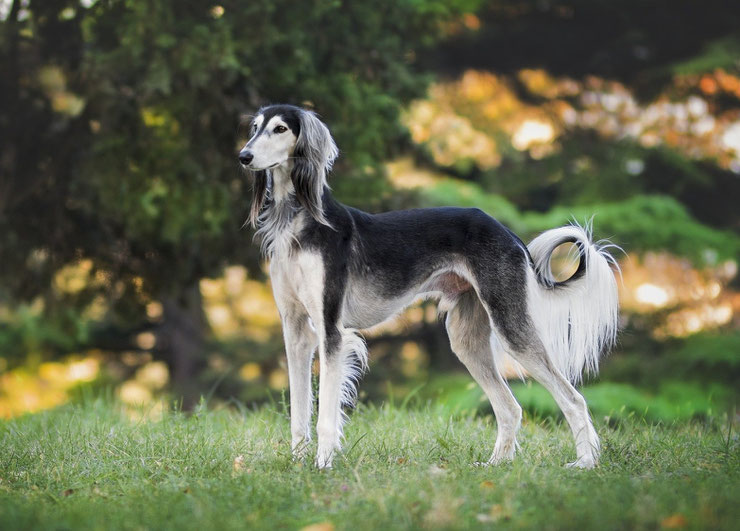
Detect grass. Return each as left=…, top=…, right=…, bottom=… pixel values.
left=0, top=397, right=738, bottom=530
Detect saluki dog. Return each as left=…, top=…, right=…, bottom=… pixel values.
left=238, top=104, right=619, bottom=469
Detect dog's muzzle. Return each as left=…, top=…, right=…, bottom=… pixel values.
left=238, top=150, right=254, bottom=166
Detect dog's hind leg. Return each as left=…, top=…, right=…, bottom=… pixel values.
left=476, top=274, right=600, bottom=468
left=445, top=290, right=523, bottom=464
left=514, top=345, right=599, bottom=468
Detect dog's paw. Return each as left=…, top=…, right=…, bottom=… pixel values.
left=565, top=456, right=597, bottom=469
left=315, top=459, right=333, bottom=470
left=487, top=455, right=514, bottom=466
left=486, top=440, right=517, bottom=466
left=488, top=451, right=515, bottom=465
left=315, top=448, right=335, bottom=470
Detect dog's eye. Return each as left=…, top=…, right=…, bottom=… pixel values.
left=274, top=125, right=287, bottom=134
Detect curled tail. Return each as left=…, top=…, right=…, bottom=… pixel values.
left=526, top=222, right=620, bottom=384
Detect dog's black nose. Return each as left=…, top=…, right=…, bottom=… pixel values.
left=239, top=151, right=253, bottom=166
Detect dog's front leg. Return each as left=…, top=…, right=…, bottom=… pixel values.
left=288, top=252, right=351, bottom=470
left=272, top=265, right=318, bottom=459
left=282, top=311, right=317, bottom=459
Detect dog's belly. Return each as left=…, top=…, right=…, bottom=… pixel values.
left=341, top=272, right=472, bottom=330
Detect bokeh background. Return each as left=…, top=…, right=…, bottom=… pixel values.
left=1, top=0, right=738, bottom=421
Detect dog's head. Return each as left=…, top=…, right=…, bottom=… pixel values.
left=239, top=104, right=338, bottom=227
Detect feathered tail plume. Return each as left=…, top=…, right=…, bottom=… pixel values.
left=526, top=221, right=621, bottom=384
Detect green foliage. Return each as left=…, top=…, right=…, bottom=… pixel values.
left=671, top=34, right=740, bottom=75
left=0, top=399, right=737, bottom=530
left=584, top=381, right=734, bottom=422
left=0, top=303, right=88, bottom=361
left=411, top=372, right=736, bottom=423
left=672, top=332, right=740, bottom=367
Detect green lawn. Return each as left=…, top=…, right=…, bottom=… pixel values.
left=1, top=398, right=737, bottom=530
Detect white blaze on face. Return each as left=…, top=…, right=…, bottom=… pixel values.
left=252, top=114, right=264, bottom=134
left=243, top=115, right=298, bottom=170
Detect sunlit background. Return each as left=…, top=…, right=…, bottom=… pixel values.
left=0, top=0, right=738, bottom=421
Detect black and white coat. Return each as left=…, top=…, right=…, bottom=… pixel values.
left=239, top=104, right=620, bottom=469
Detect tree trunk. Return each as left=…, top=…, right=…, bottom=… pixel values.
left=159, top=283, right=209, bottom=409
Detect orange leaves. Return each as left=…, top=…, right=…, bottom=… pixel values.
left=699, top=69, right=740, bottom=100
left=404, top=67, right=740, bottom=174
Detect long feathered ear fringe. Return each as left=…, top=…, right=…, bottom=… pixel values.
left=291, top=110, right=339, bottom=227
left=247, top=170, right=268, bottom=228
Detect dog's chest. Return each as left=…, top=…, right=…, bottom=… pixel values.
left=259, top=207, right=305, bottom=258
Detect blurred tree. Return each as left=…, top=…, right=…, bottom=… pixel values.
left=0, top=0, right=478, bottom=403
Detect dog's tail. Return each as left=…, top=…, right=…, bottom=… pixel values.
left=525, top=221, right=620, bottom=384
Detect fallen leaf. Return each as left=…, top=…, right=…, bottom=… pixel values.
left=300, top=522, right=335, bottom=531
left=661, top=514, right=688, bottom=529
left=480, top=480, right=494, bottom=489
left=62, top=489, right=74, bottom=497
left=488, top=503, right=512, bottom=522
left=233, top=455, right=246, bottom=473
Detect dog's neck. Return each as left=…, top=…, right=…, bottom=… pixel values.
left=255, top=159, right=335, bottom=256
left=255, top=161, right=302, bottom=257
left=264, top=159, right=333, bottom=221
left=260, top=162, right=298, bottom=230
left=270, top=162, right=295, bottom=204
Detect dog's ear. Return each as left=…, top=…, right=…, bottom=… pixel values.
left=291, top=110, right=339, bottom=227
left=247, top=170, right=268, bottom=228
